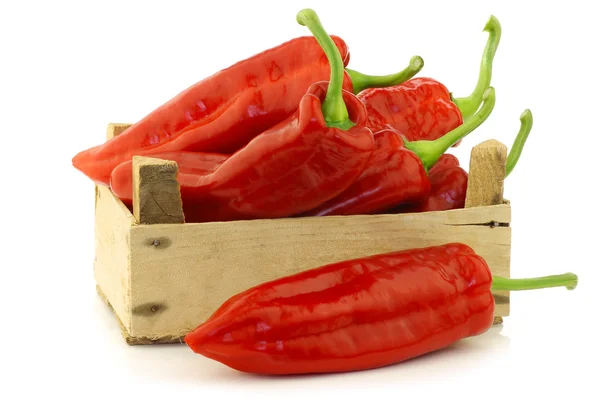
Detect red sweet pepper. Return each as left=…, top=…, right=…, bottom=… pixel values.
left=72, top=36, right=422, bottom=186
left=133, top=9, right=375, bottom=223
left=302, top=86, right=495, bottom=216
left=358, top=16, right=501, bottom=143
left=109, top=151, right=229, bottom=205
left=409, top=153, right=469, bottom=212
left=397, top=109, right=533, bottom=213
left=185, top=243, right=577, bottom=375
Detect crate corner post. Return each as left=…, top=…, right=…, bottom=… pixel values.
left=94, top=123, right=140, bottom=342
left=128, top=154, right=186, bottom=344
left=131, top=156, right=185, bottom=225
left=465, top=138, right=511, bottom=324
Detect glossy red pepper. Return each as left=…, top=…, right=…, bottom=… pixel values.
left=396, top=109, right=533, bottom=214
left=185, top=243, right=577, bottom=375
left=109, top=151, right=229, bottom=205
left=358, top=16, right=501, bottom=143
left=301, top=128, right=430, bottom=216
left=400, top=154, right=468, bottom=213
left=161, top=83, right=374, bottom=222
left=303, top=85, right=496, bottom=216
left=359, top=77, right=464, bottom=142
left=140, top=9, right=375, bottom=223
left=72, top=36, right=422, bottom=187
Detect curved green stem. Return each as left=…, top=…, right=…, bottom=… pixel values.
left=492, top=273, right=578, bottom=291
left=505, top=109, right=533, bottom=178
left=297, top=9, right=353, bottom=129
left=346, top=56, right=424, bottom=94
left=452, top=15, right=501, bottom=120
left=405, top=87, right=496, bottom=171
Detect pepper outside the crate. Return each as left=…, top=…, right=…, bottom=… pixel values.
left=72, top=35, right=423, bottom=187
left=399, top=109, right=533, bottom=213
left=303, top=86, right=495, bottom=216
left=184, top=243, right=578, bottom=375
left=139, top=9, right=375, bottom=223
left=358, top=15, right=501, bottom=144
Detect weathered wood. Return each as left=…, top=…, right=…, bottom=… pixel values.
left=106, top=123, right=132, bottom=140
left=94, top=185, right=136, bottom=334
left=97, top=285, right=183, bottom=345
left=465, top=139, right=510, bottom=320
left=465, top=139, right=508, bottom=207
left=132, top=156, right=185, bottom=225
left=95, top=178, right=511, bottom=342
left=125, top=206, right=510, bottom=340
left=94, top=122, right=513, bottom=344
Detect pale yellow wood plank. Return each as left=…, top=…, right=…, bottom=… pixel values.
left=132, top=156, right=185, bottom=225
left=384, top=203, right=510, bottom=225
left=127, top=208, right=510, bottom=339
left=106, top=123, right=132, bottom=140
left=465, top=139, right=508, bottom=208
left=93, top=185, right=136, bottom=334
left=465, top=139, right=510, bottom=318
left=97, top=122, right=513, bottom=342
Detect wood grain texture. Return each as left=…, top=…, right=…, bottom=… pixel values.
left=97, top=285, right=184, bottom=345
left=465, top=139, right=510, bottom=319
left=94, top=122, right=513, bottom=343
left=465, top=139, right=508, bottom=208
left=93, top=185, right=136, bottom=333
left=105, top=123, right=132, bottom=140
left=132, top=156, right=185, bottom=225
left=126, top=206, right=511, bottom=340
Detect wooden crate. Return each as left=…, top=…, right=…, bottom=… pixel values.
left=95, top=123, right=511, bottom=345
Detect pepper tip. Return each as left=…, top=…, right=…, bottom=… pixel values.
left=482, top=86, right=495, bottom=101
left=565, top=273, right=578, bottom=291
left=410, top=56, right=424, bottom=71
left=296, top=8, right=317, bottom=26
left=484, top=15, right=501, bottom=33
left=520, top=109, right=532, bottom=122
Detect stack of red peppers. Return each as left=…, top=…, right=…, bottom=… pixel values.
left=72, top=6, right=516, bottom=221
left=73, top=9, right=577, bottom=375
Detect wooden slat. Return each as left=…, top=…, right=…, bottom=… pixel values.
left=127, top=206, right=510, bottom=340
left=95, top=122, right=514, bottom=342
left=132, top=156, right=185, bottom=225
left=106, top=123, right=132, bottom=140
left=94, top=185, right=136, bottom=333
left=465, top=139, right=510, bottom=323
left=465, top=139, right=508, bottom=208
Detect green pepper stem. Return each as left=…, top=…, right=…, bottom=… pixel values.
left=405, top=87, right=496, bottom=171
left=346, top=56, right=424, bottom=94
left=297, top=9, right=353, bottom=130
left=492, top=273, right=578, bottom=291
left=505, top=109, right=533, bottom=178
left=452, top=15, right=501, bottom=120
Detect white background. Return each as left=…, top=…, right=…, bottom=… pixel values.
left=1, top=0, right=598, bottom=398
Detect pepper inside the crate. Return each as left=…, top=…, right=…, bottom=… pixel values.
left=116, top=8, right=376, bottom=223
left=395, top=109, right=533, bottom=213
left=358, top=15, right=501, bottom=144
left=109, top=151, right=229, bottom=205
left=184, top=242, right=578, bottom=375
left=301, top=84, right=496, bottom=217
left=72, top=34, right=423, bottom=187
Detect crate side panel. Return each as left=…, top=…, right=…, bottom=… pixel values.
left=128, top=206, right=510, bottom=339
left=94, top=185, right=135, bottom=332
